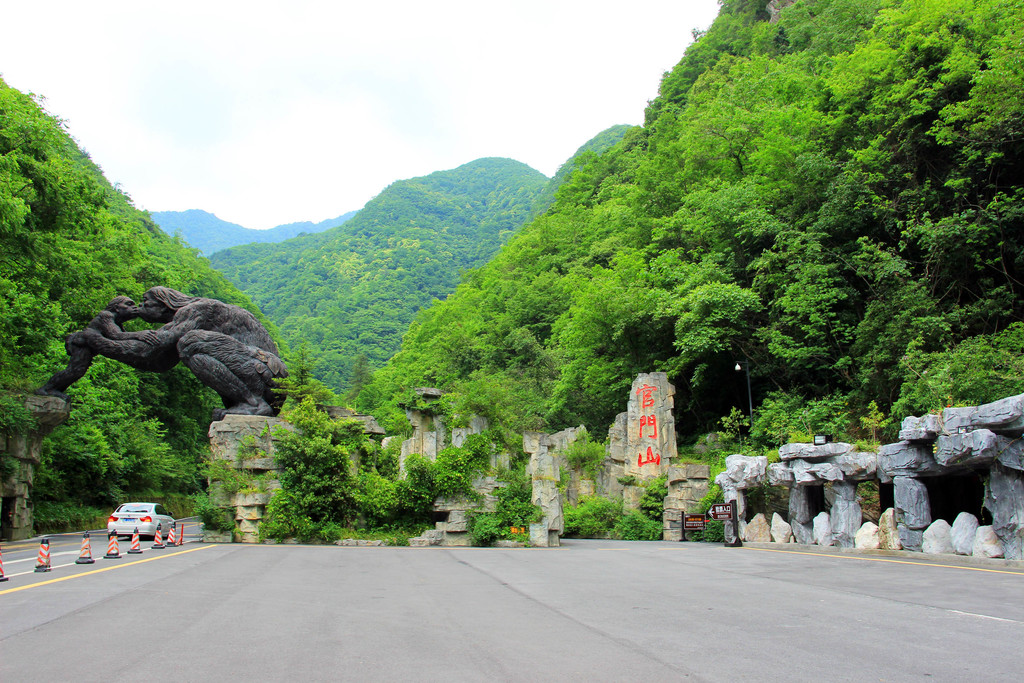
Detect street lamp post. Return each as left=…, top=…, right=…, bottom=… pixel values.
left=734, top=360, right=753, bottom=425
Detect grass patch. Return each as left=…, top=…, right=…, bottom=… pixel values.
left=33, top=501, right=110, bottom=534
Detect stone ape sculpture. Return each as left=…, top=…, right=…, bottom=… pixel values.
left=38, top=296, right=178, bottom=399
left=38, top=287, right=288, bottom=421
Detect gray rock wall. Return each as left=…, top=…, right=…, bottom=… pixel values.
left=889, top=393, right=1024, bottom=559
left=0, top=395, right=70, bottom=540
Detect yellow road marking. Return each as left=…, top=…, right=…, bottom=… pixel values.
left=0, top=544, right=216, bottom=596
left=743, top=545, right=1024, bottom=575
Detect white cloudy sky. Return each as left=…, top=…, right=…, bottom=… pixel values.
left=1, top=1, right=721, bottom=230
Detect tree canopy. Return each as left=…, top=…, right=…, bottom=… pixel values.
left=1, top=77, right=279, bottom=506
left=356, top=0, right=1024, bottom=444
left=210, top=157, right=550, bottom=393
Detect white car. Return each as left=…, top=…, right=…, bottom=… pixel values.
left=107, top=502, right=175, bottom=541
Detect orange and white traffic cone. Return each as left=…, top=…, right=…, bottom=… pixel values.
left=104, top=530, right=121, bottom=559
left=128, top=527, right=143, bottom=554
left=166, top=522, right=177, bottom=547
left=0, top=542, right=9, bottom=582
left=34, top=538, right=51, bottom=572
left=152, top=523, right=165, bottom=549
left=75, top=531, right=95, bottom=564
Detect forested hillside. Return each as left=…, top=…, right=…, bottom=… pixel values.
left=210, top=158, right=549, bottom=393
left=357, top=0, right=1024, bottom=443
left=527, top=124, right=632, bottom=221
left=0, top=77, right=279, bottom=512
left=152, top=209, right=357, bottom=255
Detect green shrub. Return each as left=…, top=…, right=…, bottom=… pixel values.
left=0, top=392, right=36, bottom=434
left=467, top=512, right=505, bottom=546
left=356, top=470, right=435, bottom=530
left=192, top=492, right=234, bottom=533
left=615, top=510, right=663, bottom=541
left=752, top=392, right=851, bottom=447
left=563, top=496, right=623, bottom=537
left=894, top=325, right=1024, bottom=419
left=494, top=467, right=540, bottom=528
left=638, top=476, right=667, bottom=522
left=258, top=489, right=343, bottom=543
left=271, top=398, right=367, bottom=529
left=564, top=431, right=606, bottom=479
left=689, top=520, right=725, bottom=543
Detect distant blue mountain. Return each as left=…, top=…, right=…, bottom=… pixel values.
left=151, top=209, right=358, bottom=255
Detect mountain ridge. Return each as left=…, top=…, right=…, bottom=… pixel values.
left=210, top=156, right=550, bottom=390
left=151, top=209, right=358, bottom=255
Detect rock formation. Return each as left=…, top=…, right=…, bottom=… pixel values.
left=0, top=395, right=70, bottom=540
left=855, top=522, right=880, bottom=549
left=922, top=520, right=954, bottom=555
left=950, top=512, right=979, bottom=555
left=771, top=513, right=793, bottom=543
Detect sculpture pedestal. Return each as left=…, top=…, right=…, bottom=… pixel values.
left=207, top=415, right=292, bottom=543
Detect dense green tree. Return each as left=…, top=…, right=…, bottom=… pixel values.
left=211, top=158, right=550, bottom=394
left=1, top=77, right=278, bottom=508
left=358, top=0, right=1024, bottom=446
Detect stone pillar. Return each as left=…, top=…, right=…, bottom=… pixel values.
left=893, top=476, right=931, bottom=552
left=600, top=412, right=628, bottom=499
left=207, top=415, right=292, bottom=543
left=1, top=395, right=70, bottom=541
left=985, top=463, right=1024, bottom=560
left=830, top=481, right=861, bottom=548
left=789, top=486, right=814, bottom=545
left=622, top=373, right=677, bottom=481
left=722, top=485, right=746, bottom=543
left=527, top=433, right=563, bottom=547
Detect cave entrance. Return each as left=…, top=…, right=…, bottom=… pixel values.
left=806, top=485, right=826, bottom=519
left=923, top=471, right=991, bottom=526
left=1, top=496, right=15, bottom=542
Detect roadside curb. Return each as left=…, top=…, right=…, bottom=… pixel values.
left=741, top=541, right=1024, bottom=570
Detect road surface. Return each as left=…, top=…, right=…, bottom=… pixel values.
left=2, top=538, right=1022, bottom=681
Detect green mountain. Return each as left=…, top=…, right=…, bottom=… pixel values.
left=357, top=0, right=1024, bottom=443
left=210, top=157, right=549, bottom=392
left=151, top=209, right=358, bottom=255
left=528, top=124, right=632, bottom=220
left=1, top=76, right=280, bottom=508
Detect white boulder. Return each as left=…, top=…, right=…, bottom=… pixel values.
left=771, top=513, right=793, bottom=543
left=855, top=522, right=880, bottom=549
left=972, top=525, right=1004, bottom=558
left=813, top=512, right=833, bottom=546
left=922, top=519, right=954, bottom=555
left=950, top=512, right=979, bottom=555
left=878, top=508, right=901, bottom=550
left=743, top=513, right=771, bottom=542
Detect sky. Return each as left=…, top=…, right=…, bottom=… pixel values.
left=1, top=1, right=722, bottom=230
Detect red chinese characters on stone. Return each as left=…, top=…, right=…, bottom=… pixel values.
left=639, top=414, right=657, bottom=439
left=637, top=446, right=661, bottom=467
left=635, top=384, right=657, bottom=409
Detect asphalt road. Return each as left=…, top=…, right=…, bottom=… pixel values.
left=0, top=519, right=200, bottom=574
left=2, top=538, right=1022, bottom=681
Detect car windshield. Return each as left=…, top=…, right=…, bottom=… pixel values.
left=119, top=504, right=152, bottom=513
